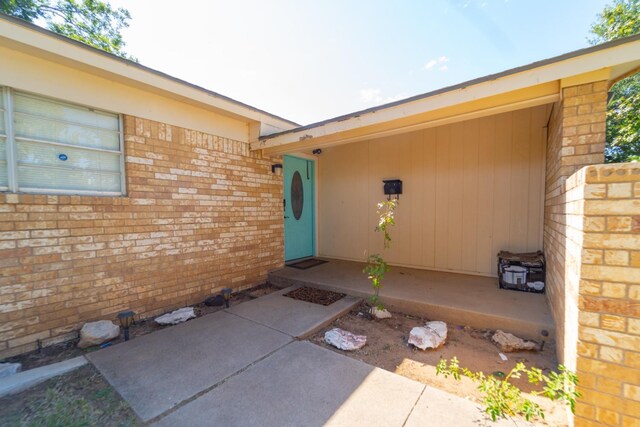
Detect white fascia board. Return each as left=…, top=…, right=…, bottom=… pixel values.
left=253, top=39, right=640, bottom=150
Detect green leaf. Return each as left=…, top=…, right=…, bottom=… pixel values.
left=589, top=0, right=640, bottom=162
left=1, top=0, right=135, bottom=60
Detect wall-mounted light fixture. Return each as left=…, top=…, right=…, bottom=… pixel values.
left=312, top=148, right=322, bottom=155
left=271, top=163, right=283, bottom=176
left=383, top=179, right=402, bottom=201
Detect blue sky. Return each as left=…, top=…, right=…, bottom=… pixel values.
left=109, top=0, right=608, bottom=125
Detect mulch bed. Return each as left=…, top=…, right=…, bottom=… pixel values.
left=284, top=286, right=345, bottom=306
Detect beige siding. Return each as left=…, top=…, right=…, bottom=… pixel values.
left=318, top=105, right=550, bottom=276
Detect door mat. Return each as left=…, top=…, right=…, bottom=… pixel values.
left=283, top=286, right=345, bottom=306
left=287, top=258, right=328, bottom=270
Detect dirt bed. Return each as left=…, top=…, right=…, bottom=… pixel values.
left=309, top=304, right=568, bottom=426
left=4, top=283, right=280, bottom=370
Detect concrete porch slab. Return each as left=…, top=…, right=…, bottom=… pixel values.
left=227, top=286, right=361, bottom=338
left=153, top=341, right=425, bottom=427
left=87, top=311, right=291, bottom=422
left=269, top=258, right=554, bottom=340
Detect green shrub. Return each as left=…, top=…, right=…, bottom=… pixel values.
left=436, top=357, right=580, bottom=422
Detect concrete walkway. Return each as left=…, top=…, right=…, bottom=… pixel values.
left=88, top=286, right=525, bottom=426
left=228, top=286, right=360, bottom=338
left=270, top=258, right=554, bottom=340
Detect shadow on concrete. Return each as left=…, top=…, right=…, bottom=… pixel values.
left=153, top=341, right=425, bottom=427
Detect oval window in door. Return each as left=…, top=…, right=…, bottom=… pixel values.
left=291, top=171, right=304, bottom=220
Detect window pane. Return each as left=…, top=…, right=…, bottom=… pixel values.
left=0, top=101, right=5, bottom=135
left=14, top=113, right=120, bottom=151
left=0, top=137, right=6, bottom=188
left=14, top=92, right=118, bottom=131
left=10, top=91, right=123, bottom=194
left=18, top=165, right=121, bottom=192
left=0, top=136, right=6, bottom=161
left=17, top=140, right=120, bottom=172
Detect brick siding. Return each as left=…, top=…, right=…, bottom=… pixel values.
left=573, top=164, right=640, bottom=427
left=0, top=115, right=284, bottom=358
left=544, top=81, right=640, bottom=426
left=544, top=81, right=607, bottom=370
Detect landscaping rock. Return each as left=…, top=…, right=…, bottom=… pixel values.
left=78, top=320, right=120, bottom=348
left=0, top=362, right=21, bottom=379
left=324, top=328, right=367, bottom=351
left=370, top=307, right=392, bottom=319
left=492, top=330, right=538, bottom=352
left=408, top=321, right=447, bottom=350
left=155, top=307, right=196, bottom=325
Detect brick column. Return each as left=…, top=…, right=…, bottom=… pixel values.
left=544, top=81, right=608, bottom=370
left=574, top=164, right=640, bottom=427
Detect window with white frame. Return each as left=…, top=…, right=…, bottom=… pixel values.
left=0, top=87, right=125, bottom=195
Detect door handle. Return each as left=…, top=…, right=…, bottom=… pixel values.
left=284, top=216, right=290, bottom=219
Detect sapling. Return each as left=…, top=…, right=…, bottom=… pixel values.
left=363, top=198, right=398, bottom=310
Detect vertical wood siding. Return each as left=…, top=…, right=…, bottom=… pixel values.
left=318, top=105, right=550, bottom=276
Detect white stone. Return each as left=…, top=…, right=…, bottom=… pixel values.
left=492, top=330, right=538, bottom=352
left=78, top=320, right=120, bottom=349
left=155, top=307, right=196, bottom=325
left=409, top=321, right=448, bottom=350
left=370, top=307, right=392, bottom=319
left=324, top=328, right=367, bottom=351
left=0, top=363, right=21, bottom=379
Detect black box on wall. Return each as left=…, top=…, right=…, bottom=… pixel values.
left=383, top=179, right=402, bottom=197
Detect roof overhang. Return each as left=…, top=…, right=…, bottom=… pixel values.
left=254, top=34, right=640, bottom=155
left=0, top=14, right=298, bottom=134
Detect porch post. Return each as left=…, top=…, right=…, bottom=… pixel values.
left=544, top=80, right=608, bottom=369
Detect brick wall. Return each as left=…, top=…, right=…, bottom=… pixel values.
left=543, top=80, right=640, bottom=426
left=573, top=163, right=640, bottom=427
left=544, top=81, right=607, bottom=368
left=0, top=115, right=284, bottom=358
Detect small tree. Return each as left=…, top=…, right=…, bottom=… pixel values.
left=363, top=198, right=398, bottom=309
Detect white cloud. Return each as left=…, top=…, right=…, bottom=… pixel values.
left=424, top=59, right=438, bottom=70
left=424, top=56, right=450, bottom=71
left=424, top=55, right=449, bottom=72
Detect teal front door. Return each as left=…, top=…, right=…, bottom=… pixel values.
left=284, top=155, right=315, bottom=261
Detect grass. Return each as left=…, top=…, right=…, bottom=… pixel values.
left=0, top=365, right=140, bottom=427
